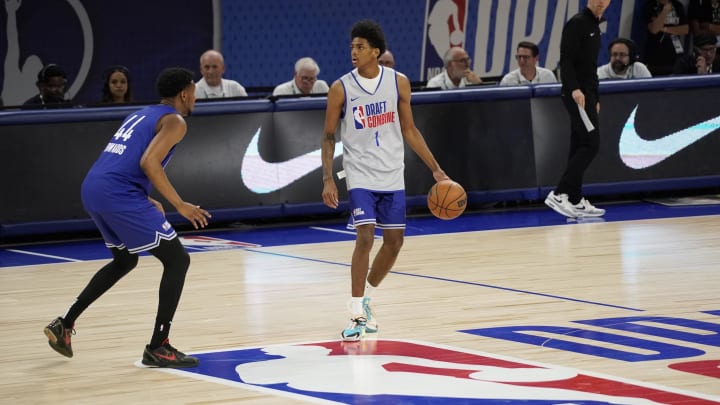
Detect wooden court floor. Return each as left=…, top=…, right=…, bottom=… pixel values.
left=2, top=213, right=719, bottom=404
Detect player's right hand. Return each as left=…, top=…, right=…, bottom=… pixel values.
left=322, top=181, right=339, bottom=209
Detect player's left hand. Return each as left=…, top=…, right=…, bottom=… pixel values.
left=178, top=202, right=211, bottom=229
left=433, top=168, right=449, bottom=182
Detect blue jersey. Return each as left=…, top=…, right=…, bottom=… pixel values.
left=82, top=104, right=178, bottom=212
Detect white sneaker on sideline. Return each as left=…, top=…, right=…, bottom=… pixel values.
left=572, top=198, right=605, bottom=217
left=544, top=191, right=577, bottom=218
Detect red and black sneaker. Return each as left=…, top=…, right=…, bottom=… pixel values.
left=141, top=340, right=199, bottom=368
left=43, top=317, right=75, bottom=358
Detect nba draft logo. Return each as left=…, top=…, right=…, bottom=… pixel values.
left=353, top=101, right=395, bottom=130
left=144, top=339, right=720, bottom=404
left=422, top=0, right=468, bottom=80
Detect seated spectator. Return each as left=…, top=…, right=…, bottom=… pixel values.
left=100, top=65, right=132, bottom=104
left=425, top=47, right=482, bottom=89
left=673, top=32, right=720, bottom=74
left=379, top=50, right=395, bottom=68
left=688, top=0, right=720, bottom=42
left=195, top=50, right=247, bottom=99
left=597, top=38, right=653, bottom=79
left=23, top=63, right=71, bottom=107
left=272, top=57, right=329, bottom=96
left=499, top=41, right=557, bottom=85
left=644, top=0, right=689, bottom=76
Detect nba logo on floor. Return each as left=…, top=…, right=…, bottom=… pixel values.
left=145, top=339, right=719, bottom=403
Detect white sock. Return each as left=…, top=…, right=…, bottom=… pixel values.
left=350, top=297, right=363, bottom=316
left=365, top=281, right=376, bottom=298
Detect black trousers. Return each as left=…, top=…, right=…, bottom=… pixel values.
left=555, top=92, right=600, bottom=204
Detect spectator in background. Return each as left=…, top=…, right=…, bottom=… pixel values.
left=272, top=57, right=329, bottom=96
left=378, top=49, right=395, bottom=68
left=499, top=41, right=557, bottom=85
left=195, top=50, right=247, bottom=99
left=23, top=63, right=71, bottom=107
left=644, top=0, right=689, bottom=76
left=100, top=65, right=132, bottom=104
left=688, top=0, right=720, bottom=43
left=597, top=38, right=653, bottom=79
left=673, top=31, right=720, bottom=73
left=425, top=47, right=482, bottom=89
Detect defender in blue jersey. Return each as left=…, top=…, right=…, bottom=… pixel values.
left=44, top=68, right=211, bottom=368
left=321, top=20, right=452, bottom=341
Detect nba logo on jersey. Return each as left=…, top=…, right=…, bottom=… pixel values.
left=353, top=105, right=366, bottom=129
left=146, top=339, right=718, bottom=403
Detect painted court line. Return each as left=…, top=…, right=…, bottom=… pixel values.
left=6, top=249, right=82, bottom=262
left=244, top=248, right=644, bottom=312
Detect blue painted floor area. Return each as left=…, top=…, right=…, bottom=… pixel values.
left=1, top=201, right=719, bottom=268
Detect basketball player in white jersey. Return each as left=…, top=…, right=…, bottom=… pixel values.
left=321, top=20, right=450, bottom=341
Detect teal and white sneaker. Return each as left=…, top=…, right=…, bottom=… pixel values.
left=341, top=316, right=367, bottom=341
left=362, top=297, right=378, bottom=333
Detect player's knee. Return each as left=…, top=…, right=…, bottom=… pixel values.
left=111, top=249, right=138, bottom=273
left=385, top=235, right=404, bottom=253
left=119, top=254, right=139, bottom=272
left=355, top=229, right=375, bottom=251
left=178, top=249, right=190, bottom=273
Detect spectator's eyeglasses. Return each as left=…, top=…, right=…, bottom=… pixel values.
left=697, top=45, right=717, bottom=53
left=515, top=54, right=533, bottom=60
left=452, top=57, right=471, bottom=64
left=300, top=76, right=317, bottom=83
left=611, top=52, right=629, bottom=58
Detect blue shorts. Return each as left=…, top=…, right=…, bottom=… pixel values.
left=87, top=207, right=177, bottom=254
left=346, top=189, right=406, bottom=230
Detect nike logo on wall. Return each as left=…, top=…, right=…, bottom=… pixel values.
left=241, top=127, right=343, bottom=194
left=619, top=106, right=720, bottom=169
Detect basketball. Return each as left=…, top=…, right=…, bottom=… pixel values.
left=427, top=180, right=467, bottom=220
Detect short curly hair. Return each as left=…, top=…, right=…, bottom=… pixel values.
left=351, top=20, right=386, bottom=57
left=156, top=67, right=194, bottom=98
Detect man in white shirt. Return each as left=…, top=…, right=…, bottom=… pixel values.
left=500, top=42, right=558, bottom=86
left=426, top=47, right=482, bottom=89
left=597, top=38, right=652, bottom=79
left=195, top=50, right=247, bottom=99
left=272, top=57, right=329, bottom=96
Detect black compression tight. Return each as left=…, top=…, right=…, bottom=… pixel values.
left=63, top=247, right=139, bottom=327
left=148, top=237, right=190, bottom=348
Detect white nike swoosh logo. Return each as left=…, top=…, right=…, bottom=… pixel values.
left=619, top=106, right=720, bottom=169
left=241, top=127, right=343, bottom=193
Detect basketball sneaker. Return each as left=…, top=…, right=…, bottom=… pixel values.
left=43, top=317, right=75, bottom=358
left=572, top=198, right=605, bottom=217
left=341, top=316, right=367, bottom=341
left=141, top=339, right=199, bottom=368
left=545, top=191, right=578, bottom=218
left=362, top=297, right=378, bottom=333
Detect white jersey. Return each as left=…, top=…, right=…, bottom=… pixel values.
left=339, top=67, right=404, bottom=191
